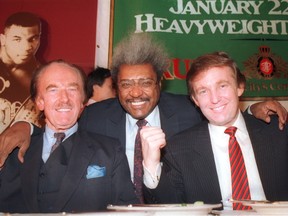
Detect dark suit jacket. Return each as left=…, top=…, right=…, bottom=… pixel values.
left=78, top=92, right=202, bottom=204
left=151, top=114, right=288, bottom=204
left=79, top=92, right=203, bottom=149
left=0, top=129, right=138, bottom=213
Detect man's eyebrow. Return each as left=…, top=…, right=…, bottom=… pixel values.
left=216, top=80, right=230, bottom=85
left=11, top=35, right=21, bottom=38
left=68, top=82, right=80, bottom=87
left=29, top=34, right=40, bottom=38
left=45, top=82, right=80, bottom=90
left=45, top=84, right=57, bottom=91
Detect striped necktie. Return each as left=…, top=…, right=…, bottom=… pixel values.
left=225, top=126, right=252, bottom=210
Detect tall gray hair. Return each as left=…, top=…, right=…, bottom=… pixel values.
left=111, top=33, right=169, bottom=83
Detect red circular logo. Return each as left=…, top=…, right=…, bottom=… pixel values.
left=259, top=58, right=273, bottom=75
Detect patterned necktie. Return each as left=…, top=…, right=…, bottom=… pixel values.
left=225, top=126, right=252, bottom=210
left=51, top=132, right=66, bottom=153
left=134, top=119, right=147, bottom=203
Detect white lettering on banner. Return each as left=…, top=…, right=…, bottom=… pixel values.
left=135, top=14, right=288, bottom=35
left=169, top=0, right=264, bottom=15
left=134, top=0, right=288, bottom=35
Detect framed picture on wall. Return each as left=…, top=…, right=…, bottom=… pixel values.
left=0, top=0, right=98, bottom=132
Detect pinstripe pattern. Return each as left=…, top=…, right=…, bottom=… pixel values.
left=225, top=126, right=252, bottom=210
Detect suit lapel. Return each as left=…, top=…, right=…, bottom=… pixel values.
left=21, top=134, right=43, bottom=212
left=53, top=131, right=94, bottom=212
left=244, top=114, right=277, bottom=197
left=191, top=123, right=222, bottom=201
left=106, top=101, right=126, bottom=148
left=158, top=94, right=179, bottom=139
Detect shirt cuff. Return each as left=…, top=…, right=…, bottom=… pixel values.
left=143, top=162, right=162, bottom=189
left=246, top=105, right=252, bottom=115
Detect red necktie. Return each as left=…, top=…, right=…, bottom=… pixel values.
left=225, top=126, right=252, bottom=210
left=51, top=132, right=66, bottom=153
left=134, top=119, right=147, bottom=203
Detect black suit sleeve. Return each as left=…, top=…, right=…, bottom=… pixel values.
left=32, top=124, right=42, bottom=136
left=145, top=146, right=187, bottom=204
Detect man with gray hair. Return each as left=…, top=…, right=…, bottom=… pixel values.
left=0, top=33, right=286, bottom=204
left=0, top=60, right=137, bottom=213
left=81, top=33, right=202, bottom=203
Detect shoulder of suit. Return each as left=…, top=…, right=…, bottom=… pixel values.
left=83, top=97, right=124, bottom=115
left=77, top=129, right=121, bottom=147
left=86, top=97, right=119, bottom=109
left=160, top=92, right=194, bottom=107
left=169, top=120, right=208, bottom=141
left=243, top=113, right=288, bottom=139
left=160, top=91, right=190, bottom=100
left=31, top=128, right=45, bottom=141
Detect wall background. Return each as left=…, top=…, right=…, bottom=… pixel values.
left=0, top=0, right=97, bottom=73
left=1, top=0, right=287, bottom=110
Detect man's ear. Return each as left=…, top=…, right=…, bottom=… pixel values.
left=237, top=83, right=245, bottom=97
left=0, top=33, right=5, bottom=46
left=35, top=97, right=45, bottom=111
left=191, top=94, right=199, bottom=107
left=93, top=84, right=100, bottom=92
left=159, top=78, right=162, bottom=89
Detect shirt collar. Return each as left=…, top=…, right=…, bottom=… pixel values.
left=208, top=110, right=246, bottom=135
left=44, top=123, right=78, bottom=141
left=126, top=105, right=160, bottom=128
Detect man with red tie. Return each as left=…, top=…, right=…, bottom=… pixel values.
left=142, top=52, right=288, bottom=209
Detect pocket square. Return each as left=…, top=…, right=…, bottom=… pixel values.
left=86, top=165, right=106, bottom=179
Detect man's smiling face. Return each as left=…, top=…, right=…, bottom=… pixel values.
left=117, top=64, right=161, bottom=120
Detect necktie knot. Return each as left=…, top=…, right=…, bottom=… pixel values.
left=54, top=132, right=66, bottom=144
left=224, top=126, right=237, bottom=137
left=51, top=132, right=66, bottom=153
left=136, top=119, right=147, bottom=129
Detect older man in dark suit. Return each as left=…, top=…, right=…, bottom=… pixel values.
left=0, top=60, right=137, bottom=213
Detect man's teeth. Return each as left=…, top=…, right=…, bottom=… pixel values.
left=212, top=105, right=224, bottom=111
left=131, top=101, right=145, bottom=105
left=58, top=108, right=71, bottom=112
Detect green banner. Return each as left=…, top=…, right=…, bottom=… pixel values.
left=113, top=0, right=288, bottom=99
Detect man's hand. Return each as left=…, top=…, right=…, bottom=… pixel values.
left=0, top=122, right=31, bottom=168
left=140, top=126, right=166, bottom=174
left=250, top=100, right=287, bottom=130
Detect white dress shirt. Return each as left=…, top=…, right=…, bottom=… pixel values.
left=144, top=110, right=266, bottom=207
left=209, top=110, right=266, bottom=209
left=126, top=106, right=161, bottom=182
left=86, top=98, right=97, bottom=106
